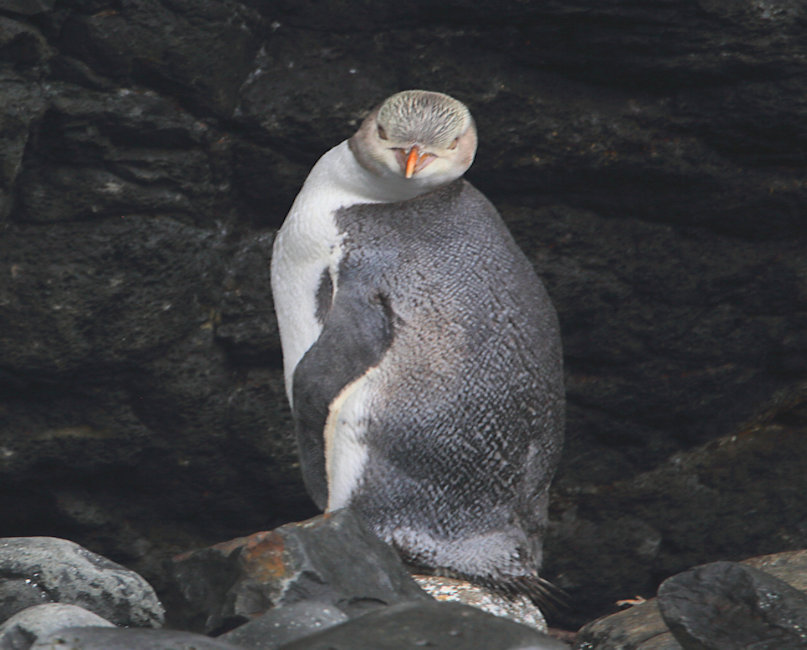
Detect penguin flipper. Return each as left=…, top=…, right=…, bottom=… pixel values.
left=292, top=280, right=395, bottom=510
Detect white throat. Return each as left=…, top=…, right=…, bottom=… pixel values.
left=272, top=140, right=435, bottom=406
left=322, top=140, right=439, bottom=203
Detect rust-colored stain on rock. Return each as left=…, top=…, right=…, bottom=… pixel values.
left=209, top=535, right=254, bottom=556
left=242, top=531, right=288, bottom=582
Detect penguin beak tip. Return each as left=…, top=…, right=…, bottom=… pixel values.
left=404, top=146, right=419, bottom=179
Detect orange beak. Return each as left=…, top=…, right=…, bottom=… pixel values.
left=405, top=145, right=420, bottom=179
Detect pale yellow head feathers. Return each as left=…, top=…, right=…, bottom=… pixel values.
left=376, top=90, right=473, bottom=150
left=349, top=90, right=478, bottom=192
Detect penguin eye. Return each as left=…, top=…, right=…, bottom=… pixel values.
left=377, top=125, right=388, bottom=140
left=447, top=137, right=459, bottom=150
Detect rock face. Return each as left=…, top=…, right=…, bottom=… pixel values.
left=1, top=0, right=806, bottom=627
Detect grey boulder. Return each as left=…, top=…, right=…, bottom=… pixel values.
left=0, top=537, right=164, bottom=627
left=0, top=603, right=114, bottom=650
left=29, top=628, right=244, bottom=650
left=170, top=509, right=429, bottom=633
left=219, top=600, right=348, bottom=649
left=279, top=600, right=569, bottom=650
left=658, top=561, right=807, bottom=649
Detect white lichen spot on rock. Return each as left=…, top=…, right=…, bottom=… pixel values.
left=101, top=180, right=124, bottom=194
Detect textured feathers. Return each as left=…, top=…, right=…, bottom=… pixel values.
left=273, top=90, right=564, bottom=609
left=377, top=90, right=472, bottom=148
left=292, top=179, right=564, bottom=601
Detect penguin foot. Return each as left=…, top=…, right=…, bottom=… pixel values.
left=498, top=574, right=570, bottom=615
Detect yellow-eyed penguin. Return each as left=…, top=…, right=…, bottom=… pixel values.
left=271, top=90, right=564, bottom=604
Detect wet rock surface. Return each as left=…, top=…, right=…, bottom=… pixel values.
left=0, top=0, right=806, bottom=631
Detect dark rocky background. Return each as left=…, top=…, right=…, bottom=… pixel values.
left=1, top=0, right=805, bottom=631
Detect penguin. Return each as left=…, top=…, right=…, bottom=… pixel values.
left=270, top=90, right=564, bottom=605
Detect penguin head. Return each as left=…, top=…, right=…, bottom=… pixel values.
left=349, top=90, right=477, bottom=192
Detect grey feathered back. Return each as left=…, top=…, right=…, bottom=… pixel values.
left=293, top=178, right=564, bottom=596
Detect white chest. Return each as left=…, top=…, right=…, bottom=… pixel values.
left=271, top=141, right=389, bottom=405
left=271, top=138, right=455, bottom=509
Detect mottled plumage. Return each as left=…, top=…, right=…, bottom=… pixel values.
left=271, top=90, right=564, bottom=605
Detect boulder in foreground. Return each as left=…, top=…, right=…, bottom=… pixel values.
left=169, top=509, right=429, bottom=633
